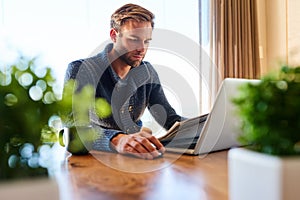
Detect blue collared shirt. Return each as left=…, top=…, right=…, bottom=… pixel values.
left=65, top=43, right=183, bottom=151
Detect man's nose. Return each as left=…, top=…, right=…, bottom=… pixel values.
left=135, top=41, right=147, bottom=52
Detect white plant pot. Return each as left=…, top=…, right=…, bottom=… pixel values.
left=0, top=177, right=59, bottom=200
left=228, top=148, right=300, bottom=200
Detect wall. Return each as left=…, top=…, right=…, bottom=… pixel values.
left=288, top=0, right=300, bottom=65
left=258, top=0, right=300, bottom=74
left=258, top=0, right=287, bottom=74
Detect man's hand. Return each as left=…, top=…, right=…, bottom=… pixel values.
left=110, top=128, right=165, bottom=159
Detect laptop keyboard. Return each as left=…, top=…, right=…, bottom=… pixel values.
left=161, top=136, right=199, bottom=149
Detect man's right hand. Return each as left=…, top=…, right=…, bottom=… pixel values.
left=110, top=129, right=165, bottom=159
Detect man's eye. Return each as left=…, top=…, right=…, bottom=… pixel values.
left=129, top=38, right=139, bottom=42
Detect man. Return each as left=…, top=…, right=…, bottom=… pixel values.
left=65, top=3, right=184, bottom=159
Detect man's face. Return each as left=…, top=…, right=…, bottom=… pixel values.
left=113, top=20, right=152, bottom=67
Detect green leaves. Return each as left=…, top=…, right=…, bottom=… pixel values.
left=57, top=79, right=112, bottom=127
left=95, top=98, right=112, bottom=118
left=0, top=57, right=59, bottom=180
left=233, top=66, right=300, bottom=156
left=0, top=57, right=58, bottom=145
left=0, top=56, right=111, bottom=180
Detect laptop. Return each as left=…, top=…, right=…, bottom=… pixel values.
left=163, top=78, right=260, bottom=155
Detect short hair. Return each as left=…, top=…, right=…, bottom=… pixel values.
left=110, top=3, right=155, bottom=31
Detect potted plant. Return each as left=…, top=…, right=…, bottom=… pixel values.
left=57, top=79, right=111, bottom=155
left=0, top=56, right=63, bottom=199
left=0, top=56, right=111, bottom=198
left=228, top=66, right=300, bottom=200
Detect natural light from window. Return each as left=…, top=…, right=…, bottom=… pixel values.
left=0, top=0, right=210, bottom=136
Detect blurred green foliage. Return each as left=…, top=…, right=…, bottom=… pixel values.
left=59, top=80, right=111, bottom=127
left=0, top=57, right=58, bottom=180
left=233, top=66, right=300, bottom=156
left=0, top=56, right=111, bottom=180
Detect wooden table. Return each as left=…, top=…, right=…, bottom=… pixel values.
left=58, top=150, right=228, bottom=200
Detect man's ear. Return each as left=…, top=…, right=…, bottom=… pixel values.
left=110, top=28, right=117, bottom=42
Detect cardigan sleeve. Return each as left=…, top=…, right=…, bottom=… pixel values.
left=92, top=126, right=123, bottom=152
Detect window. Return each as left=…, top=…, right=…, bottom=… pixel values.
left=0, top=0, right=208, bottom=135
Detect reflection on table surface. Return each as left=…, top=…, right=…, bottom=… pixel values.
left=56, top=149, right=228, bottom=200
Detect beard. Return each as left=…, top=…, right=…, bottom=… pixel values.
left=115, top=45, right=145, bottom=67
left=119, top=52, right=144, bottom=67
